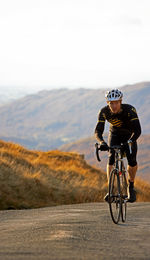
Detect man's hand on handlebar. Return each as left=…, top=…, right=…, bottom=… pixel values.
left=100, top=141, right=109, bottom=151
left=122, top=139, right=132, bottom=154
left=127, top=139, right=132, bottom=154
left=127, top=139, right=132, bottom=144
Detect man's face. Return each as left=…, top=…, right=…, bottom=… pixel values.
left=107, top=100, right=122, bottom=114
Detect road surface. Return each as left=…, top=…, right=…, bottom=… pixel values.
left=0, top=202, right=150, bottom=259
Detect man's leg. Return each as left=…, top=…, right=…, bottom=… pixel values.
left=104, top=133, right=118, bottom=202
left=127, top=164, right=137, bottom=202
left=125, top=141, right=138, bottom=202
left=107, top=132, right=118, bottom=183
left=127, top=165, right=137, bottom=202
left=107, top=164, right=114, bottom=184
left=127, top=164, right=138, bottom=182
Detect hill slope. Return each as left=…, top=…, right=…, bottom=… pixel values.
left=0, top=140, right=150, bottom=210
left=0, top=140, right=106, bottom=210
left=0, top=82, right=150, bottom=150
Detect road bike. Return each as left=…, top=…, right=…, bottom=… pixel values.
left=95, top=143, right=129, bottom=224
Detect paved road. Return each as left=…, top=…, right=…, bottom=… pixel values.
left=0, top=202, right=150, bottom=260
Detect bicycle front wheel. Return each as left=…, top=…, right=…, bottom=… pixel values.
left=120, top=171, right=128, bottom=222
left=109, top=169, right=121, bottom=224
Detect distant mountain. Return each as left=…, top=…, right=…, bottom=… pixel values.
left=0, top=86, right=52, bottom=105
left=60, top=134, right=150, bottom=183
left=0, top=82, right=150, bottom=150
left=0, top=86, right=29, bottom=105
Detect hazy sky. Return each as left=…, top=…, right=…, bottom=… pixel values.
left=0, top=0, right=150, bottom=90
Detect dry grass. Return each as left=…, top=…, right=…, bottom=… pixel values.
left=0, top=140, right=107, bottom=210
left=0, top=140, right=150, bottom=210
left=135, top=178, right=150, bottom=202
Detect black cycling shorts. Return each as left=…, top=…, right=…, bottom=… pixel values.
left=108, top=132, right=137, bottom=167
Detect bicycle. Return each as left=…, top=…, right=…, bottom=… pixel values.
left=95, top=143, right=129, bottom=224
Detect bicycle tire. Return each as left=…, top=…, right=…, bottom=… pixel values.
left=109, top=169, right=121, bottom=224
left=120, top=171, right=128, bottom=222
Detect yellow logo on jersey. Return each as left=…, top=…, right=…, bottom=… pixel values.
left=108, top=118, right=123, bottom=127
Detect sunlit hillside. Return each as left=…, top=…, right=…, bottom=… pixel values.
left=0, top=140, right=150, bottom=210
left=0, top=140, right=107, bottom=210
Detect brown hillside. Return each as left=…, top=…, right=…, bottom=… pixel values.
left=0, top=140, right=107, bottom=210
left=0, top=140, right=150, bottom=210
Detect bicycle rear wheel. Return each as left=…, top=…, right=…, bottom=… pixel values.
left=109, top=169, right=121, bottom=224
left=120, top=171, right=128, bottom=222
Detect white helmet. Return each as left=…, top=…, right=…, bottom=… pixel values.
left=105, top=89, right=123, bottom=101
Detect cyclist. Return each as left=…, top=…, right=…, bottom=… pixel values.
left=95, top=89, right=141, bottom=203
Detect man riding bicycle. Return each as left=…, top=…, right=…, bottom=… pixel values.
left=95, top=89, right=141, bottom=203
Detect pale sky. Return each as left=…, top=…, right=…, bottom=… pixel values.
left=0, top=0, right=150, bottom=90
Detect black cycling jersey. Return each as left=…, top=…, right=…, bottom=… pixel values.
left=95, top=103, right=141, bottom=143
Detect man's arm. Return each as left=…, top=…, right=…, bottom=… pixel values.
left=130, top=119, right=141, bottom=141
left=95, top=109, right=106, bottom=143
left=129, top=107, right=142, bottom=142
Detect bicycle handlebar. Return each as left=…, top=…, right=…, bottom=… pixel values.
left=128, top=141, right=132, bottom=154
left=95, top=142, right=132, bottom=162
left=95, top=143, right=101, bottom=161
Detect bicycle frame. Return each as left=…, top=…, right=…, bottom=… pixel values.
left=112, top=146, right=125, bottom=172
